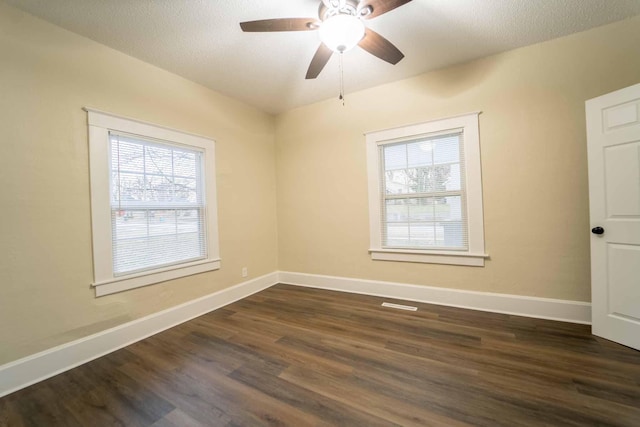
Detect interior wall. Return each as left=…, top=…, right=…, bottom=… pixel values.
left=2, top=1, right=639, bottom=368
left=275, top=15, right=640, bottom=302
left=0, top=3, right=278, bottom=365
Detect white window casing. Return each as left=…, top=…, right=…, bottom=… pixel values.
left=86, top=108, right=220, bottom=296
left=365, top=112, right=487, bottom=266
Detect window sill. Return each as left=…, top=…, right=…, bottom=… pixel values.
left=92, top=259, right=221, bottom=296
left=369, top=249, right=488, bottom=266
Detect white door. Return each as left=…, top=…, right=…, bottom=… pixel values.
left=586, top=82, right=640, bottom=351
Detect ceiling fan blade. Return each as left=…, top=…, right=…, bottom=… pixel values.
left=306, top=43, right=333, bottom=79
left=358, top=28, right=404, bottom=65
left=240, top=18, right=319, bottom=32
left=358, top=0, right=413, bottom=20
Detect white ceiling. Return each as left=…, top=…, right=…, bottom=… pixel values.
left=5, top=0, right=640, bottom=114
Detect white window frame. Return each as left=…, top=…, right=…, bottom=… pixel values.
left=86, top=108, right=220, bottom=296
left=365, top=112, right=487, bottom=266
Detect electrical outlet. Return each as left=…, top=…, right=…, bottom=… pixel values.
left=241, top=267, right=248, bottom=278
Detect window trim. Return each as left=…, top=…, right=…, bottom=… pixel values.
left=365, top=112, right=487, bottom=266
left=86, top=108, right=220, bottom=296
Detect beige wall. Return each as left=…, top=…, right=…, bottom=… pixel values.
left=2, top=1, right=640, bottom=367
left=275, top=16, right=640, bottom=302
left=0, top=4, right=278, bottom=364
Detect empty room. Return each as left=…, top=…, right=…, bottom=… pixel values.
left=1, top=0, right=640, bottom=425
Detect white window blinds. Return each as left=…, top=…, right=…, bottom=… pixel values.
left=380, top=130, right=468, bottom=250
left=110, top=132, right=207, bottom=275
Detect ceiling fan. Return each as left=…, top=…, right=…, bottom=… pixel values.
left=240, top=0, right=413, bottom=79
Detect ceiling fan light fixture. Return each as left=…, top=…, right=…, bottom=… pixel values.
left=318, top=14, right=365, bottom=53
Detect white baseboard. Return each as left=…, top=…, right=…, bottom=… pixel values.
left=278, top=271, right=591, bottom=325
left=0, top=272, right=278, bottom=398
left=0, top=270, right=592, bottom=398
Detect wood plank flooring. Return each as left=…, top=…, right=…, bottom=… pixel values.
left=1, top=284, right=640, bottom=426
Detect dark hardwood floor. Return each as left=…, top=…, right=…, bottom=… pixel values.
left=2, top=284, right=640, bottom=426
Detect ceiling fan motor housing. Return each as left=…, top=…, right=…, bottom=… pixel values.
left=319, top=0, right=369, bottom=21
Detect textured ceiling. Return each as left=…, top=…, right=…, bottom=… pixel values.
left=5, top=0, right=640, bottom=114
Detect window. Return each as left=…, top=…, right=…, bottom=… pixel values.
left=87, top=109, right=220, bottom=296
left=365, top=112, right=487, bottom=266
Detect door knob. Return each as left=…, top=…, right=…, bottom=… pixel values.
left=591, top=226, right=604, bottom=235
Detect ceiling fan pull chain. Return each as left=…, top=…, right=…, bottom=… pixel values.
left=339, top=52, right=345, bottom=106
